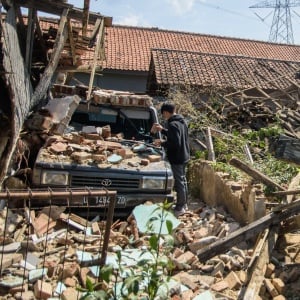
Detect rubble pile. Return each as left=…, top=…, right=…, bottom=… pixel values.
left=0, top=201, right=299, bottom=299
left=37, top=132, right=161, bottom=168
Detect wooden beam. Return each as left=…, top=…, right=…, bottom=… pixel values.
left=82, top=0, right=90, bottom=36
left=239, top=228, right=279, bottom=299
left=25, top=7, right=36, bottom=73
left=241, top=76, right=282, bottom=109
left=67, top=19, right=76, bottom=66
left=35, top=16, right=48, bottom=64
left=14, top=0, right=112, bottom=26
left=222, top=95, right=238, bottom=107
left=261, top=76, right=297, bottom=102
left=271, top=189, right=300, bottom=196
left=87, top=18, right=104, bottom=100
left=197, top=199, right=300, bottom=262
left=89, top=18, right=101, bottom=47
left=31, top=8, right=69, bottom=108
left=206, top=127, right=215, bottom=162
left=56, top=65, right=103, bottom=73
left=224, top=69, right=300, bottom=101
left=229, top=157, right=286, bottom=192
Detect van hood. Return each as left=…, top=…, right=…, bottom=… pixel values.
left=35, top=134, right=170, bottom=172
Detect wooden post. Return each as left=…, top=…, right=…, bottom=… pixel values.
left=67, top=19, right=76, bottom=66
left=87, top=18, right=104, bottom=100
left=206, top=127, right=215, bottom=162
left=82, top=0, right=90, bottom=36
left=25, top=7, right=36, bottom=73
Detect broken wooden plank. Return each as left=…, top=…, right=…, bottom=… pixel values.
left=67, top=19, right=76, bottom=66
left=194, top=138, right=207, bottom=150
left=271, top=189, right=300, bottom=196
left=197, top=199, right=300, bottom=262
left=229, top=157, right=286, bottom=191
left=239, top=227, right=279, bottom=299
left=14, top=0, right=112, bottom=26
left=31, top=8, right=69, bottom=108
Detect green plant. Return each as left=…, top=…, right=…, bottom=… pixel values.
left=142, top=201, right=175, bottom=299
left=211, top=161, right=244, bottom=181
left=253, top=154, right=299, bottom=194
left=77, top=277, right=108, bottom=300
left=78, top=201, right=176, bottom=300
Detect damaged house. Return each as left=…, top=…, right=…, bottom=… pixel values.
left=0, top=0, right=300, bottom=299
left=0, top=0, right=112, bottom=186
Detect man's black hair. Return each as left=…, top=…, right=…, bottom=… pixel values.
left=161, top=102, right=175, bottom=114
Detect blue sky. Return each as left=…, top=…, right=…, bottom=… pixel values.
left=67, top=0, right=300, bottom=44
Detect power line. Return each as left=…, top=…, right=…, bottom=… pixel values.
left=196, top=0, right=258, bottom=21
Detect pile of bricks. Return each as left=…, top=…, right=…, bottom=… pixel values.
left=38, top=132, right=161, bottom=167
left=0, top=200, right=299, bottom=299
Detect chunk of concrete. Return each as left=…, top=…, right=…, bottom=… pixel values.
left=132, top=204, right=180, bottom=234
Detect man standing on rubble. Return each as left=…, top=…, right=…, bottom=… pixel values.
left=151, top=102, right=190, bottom=217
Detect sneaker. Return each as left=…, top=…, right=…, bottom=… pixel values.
left=173, top=207, right=186, bottom=217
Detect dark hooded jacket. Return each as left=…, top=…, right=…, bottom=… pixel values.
left=161, top=114, right=190, bottom=164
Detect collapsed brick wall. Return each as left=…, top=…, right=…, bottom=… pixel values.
left=188, top=160, right=266, bottom=225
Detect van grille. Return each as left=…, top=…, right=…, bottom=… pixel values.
left=71, top=175, right=140, bottom=189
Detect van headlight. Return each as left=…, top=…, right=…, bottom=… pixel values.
left=142, top=177, right=166, bottom=189
left=167, top=176, right=174, bottom=189
left=41, top=171, right=69, bottom=185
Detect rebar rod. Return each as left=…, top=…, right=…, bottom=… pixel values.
left=0, top=188, right=116, bottom=199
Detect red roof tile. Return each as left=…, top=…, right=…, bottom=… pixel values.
left=148, top=49, right=300, bottom=90
left=35, top=17, right=300, bottom=73
left=103, top=26, right=300, bottom=72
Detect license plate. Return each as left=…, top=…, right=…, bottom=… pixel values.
left=83, top=195, right=126, bottom=207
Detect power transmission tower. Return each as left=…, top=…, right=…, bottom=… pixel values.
left=250, top=0, right=300, bottom=44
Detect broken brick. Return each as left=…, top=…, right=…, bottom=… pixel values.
left=34, top=280, right=52, bottom=299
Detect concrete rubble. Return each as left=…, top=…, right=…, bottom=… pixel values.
left=0, top=200, right=299, bottom=299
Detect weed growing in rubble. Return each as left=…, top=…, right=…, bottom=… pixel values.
left=254, top=154, right=299, bottom=194
left=142, top=200, right=175, bottom=299
left=77, top=276, right=108, bottom=300
left=203, top=125, right=298, bottom=188
left=78, top=201, right=175, bottom=300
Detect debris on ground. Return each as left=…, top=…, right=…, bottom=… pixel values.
left=0, top=200, right=299, bottom=299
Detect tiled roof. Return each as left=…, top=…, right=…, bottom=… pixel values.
left=103, top=26, right=300, bottom=72
left=35, top=18, right=300, bottom=72
left=148, top=49, right=300, bottom=90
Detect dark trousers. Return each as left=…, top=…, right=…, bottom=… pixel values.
left=171, top=163, right=188, bottom=210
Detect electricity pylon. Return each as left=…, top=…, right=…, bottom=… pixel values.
left=250, top=0, right=300, bottom=44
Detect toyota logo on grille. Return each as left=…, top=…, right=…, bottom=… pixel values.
left=101, top=179, right=112, bottom=186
